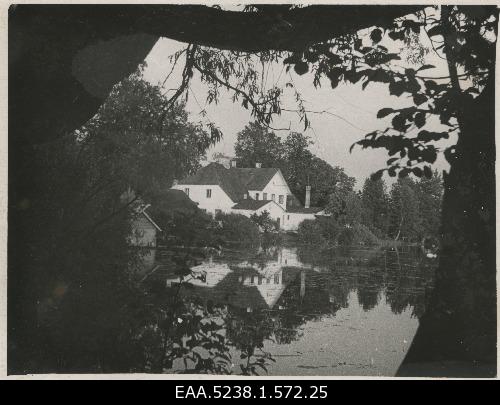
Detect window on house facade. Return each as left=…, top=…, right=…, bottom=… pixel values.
left=255, top=193, right=259, bottom=200
left=263, top=193, right=267, bottom=200
left=272, top=194, right=275, bottom=201
left=274, top=274, right=280, bottom=284
left=287, top=215, right=290, bottom=220
left=243, top=193, right=248, bottom=199
left=206, top=189, right=212, bottom=198
left=184, top=188, right=189, bottom=196
left=279, top=195, right=284, bottom=204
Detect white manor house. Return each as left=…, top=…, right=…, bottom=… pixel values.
left=171, top=160, right=325, bottom=231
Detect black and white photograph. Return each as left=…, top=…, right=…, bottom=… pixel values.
left=4, top=1, right=498, bottom=379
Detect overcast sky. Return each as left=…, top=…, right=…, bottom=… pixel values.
left=143, top=23, right=453, bottom=189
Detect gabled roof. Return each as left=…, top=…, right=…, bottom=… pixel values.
left=178, top=162, right=248, bottom=202
left=177, top=162, right=282, bottom=202
left=232, top=199, right=273, bottom=210
left=141, top=209, right=162, bottom=232
left=149, top=188, right=198, bottom=213
left=228, top=167, right=280, bottom=190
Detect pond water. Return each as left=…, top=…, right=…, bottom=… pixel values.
left=147, top=243, right=436, bottom=376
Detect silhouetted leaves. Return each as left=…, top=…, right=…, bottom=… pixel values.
left=370, top=170, right=384, bottom=181
left=389, top=80, right=406, bottom=97
left=294, top=61, right=309, bottom=75
left=377, top=108, right=395, bottom=118
left=370, top=28, right=383, bottom=43
left=412, top=167, right=423, bottom=178
left=414, top=112, right=426, bottom=128
left=417, top=130, right=448, bottom=143
left=413, top=93, right=427, bottom=106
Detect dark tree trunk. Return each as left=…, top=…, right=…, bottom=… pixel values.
left=398, top=72, right=496, bottom=377
left=8, top=11, right=157, bottom=374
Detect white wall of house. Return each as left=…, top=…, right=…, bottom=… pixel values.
left=248, top=171, right=291, bottom=210
left=231, top=201, right=286, bottom=228
left=282, top=212, right=318, bottom=231
left=172, top=184, right=235, bottom=216
left=129, top=215, right=157, bottom=247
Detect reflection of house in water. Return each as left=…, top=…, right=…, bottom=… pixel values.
left=158, top=245, right=435, bottom=341
left=234, top=246, right=308, bottom=274
left=164, top=247, right=309, bottom=311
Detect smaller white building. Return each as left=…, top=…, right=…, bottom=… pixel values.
left=129, top=207, right=162, bottom=248
left=232, top=199, right=286, bottom=228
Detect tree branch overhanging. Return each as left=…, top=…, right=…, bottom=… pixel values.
left=13, top=4, right=425, bottom=53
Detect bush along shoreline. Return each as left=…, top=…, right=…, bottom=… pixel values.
left=158, top=210, right=283, bottom=251
left=298, top=218, right=396, bottom=248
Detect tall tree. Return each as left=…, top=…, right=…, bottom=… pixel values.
left=282, top=133, right=356, bottom=207
left=234, top=128, right=355, bottom=208
left=415, top=170, right=443, bottom=241
left=305, top=157, right=355, bottom=207
left=234, top=121, right=283, bottom=168
left=326, top=189, right=363, bottom=226
left=281, top=132, right=314, bottom=197
left=78, top=64, right=216, bottom=195
left=361, top=177, right=389, bottom=236
left=388, top=177, right=421, bottom=242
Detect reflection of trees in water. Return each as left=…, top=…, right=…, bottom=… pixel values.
left=294, top=245, right=436, bottom=317
left=383, top=248, right=436, bottom=318
left=153, top=245, right=436, bottom=374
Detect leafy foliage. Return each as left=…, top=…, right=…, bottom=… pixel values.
left=173, top=6, right=497, bottom=184
left=250, top=211, right=279, bottom=233
left=214, top=213, right=261, bottom=246
left=234, top=121, right=284, bottom=168
left=234, top=123, right=355, bottom=207
left=77, top=65, right=218, bottom=195
left=21, top=65, right=224, bottom=373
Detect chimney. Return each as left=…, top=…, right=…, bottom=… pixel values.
left=305, top=185, right=311, bottom=209
left=255, top=162, right=262, bottom=168
left=230, top=159, right=237, bottom=168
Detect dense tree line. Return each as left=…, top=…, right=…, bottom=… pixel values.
left=235, top=122, right=355, bottom=207
left=299, top=172, right=443, bottom=247
left=236, top=121, right=443, bottom=245
left=365, top=173, right=443, bottom=243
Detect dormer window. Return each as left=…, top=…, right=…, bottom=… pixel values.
left=243, top=193, right=248, bottom=200
left=255, top=193, right=259, bottom=200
